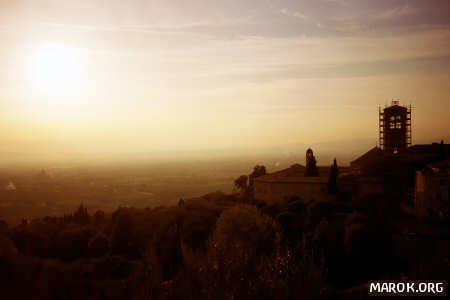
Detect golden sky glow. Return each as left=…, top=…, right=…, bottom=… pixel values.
left=0, top=0, right=449, bottom=161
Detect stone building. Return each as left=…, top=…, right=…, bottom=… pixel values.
left=415, top=159, right=450, bottom=219
left=344, top=141, right=450, bottom=217
left=254, top=149, right=346, bottom=205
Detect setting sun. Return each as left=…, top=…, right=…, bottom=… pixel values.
left=27, top=44, right=82, bottom=100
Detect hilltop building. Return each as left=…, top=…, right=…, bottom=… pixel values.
left=348, top=100, right=449, bottom=219
left=254, top=100, right=449, bottom=220
left=348, top=143, right=450, bottom=214
left=254, top=149, right=348, bottom=205
left=351, top=141, right=449, bottom=175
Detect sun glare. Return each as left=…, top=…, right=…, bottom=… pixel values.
left=28, top=44, right=82, bottom=101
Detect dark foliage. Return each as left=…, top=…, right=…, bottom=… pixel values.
left=1, top=190, right=449, bottom=300
left=234, top=175, right=248, bottom=193
left=248, top=165, right=267, bottom=188
left=305, top=148, right=319, bottom=177
left=328, top=158, right=339, bottom=194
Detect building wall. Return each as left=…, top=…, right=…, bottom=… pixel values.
left=415, top=170, right=450, bottom=219
left=357, top=182, right=385, bottom=199
left=254, top=180, right=330, bottom=205
left=415, top=171, right=426, bottom=219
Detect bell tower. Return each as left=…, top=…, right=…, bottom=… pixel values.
left=379, top=100, right=411, bottom=153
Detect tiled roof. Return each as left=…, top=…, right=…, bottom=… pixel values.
left=406, top=144, right=450, bottom=154
left=350, top=146, right=385, bottom=166
left=255, top=175, right=328, bottom=183
left=351, top=143, right=450, bottom=168
left=254, top=163, right=349, bottom=183
left=426, top=159, right=450, bottom=169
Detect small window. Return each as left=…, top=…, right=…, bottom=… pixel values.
left=390, top=122, right=395, bottom=129
left=396, top=115, right=401, bottom=120
left=390, top=116, right=395, bottom=121
left=396, top=122, right=402, bottom=129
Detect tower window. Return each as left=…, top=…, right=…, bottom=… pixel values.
left=396, top=122, right=402, bottom=129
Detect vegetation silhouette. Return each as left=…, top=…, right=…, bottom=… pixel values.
left=327, top=158, right=339, bottom=194
left=0, top=159, right=449, bottom=299
left=305, top=148, right=319, bottom=177
left=233, top=175, right=248, bottom=194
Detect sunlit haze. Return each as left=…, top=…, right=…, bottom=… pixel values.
left=27, top=44, right=82, bottom=100
left=1, top=0, right=449, bottom=164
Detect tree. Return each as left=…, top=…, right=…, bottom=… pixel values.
left=111, top=209, right=135, bottom=256
left=88, top=233, right=109, bottom=257
left=440, top=140, right=446, bottom=159
left=305, top=148, right=319, bottom=177
left=233, top=175, right=248, bottom=193
left=344, top=213, right=393, bottom=281
left=248, top=165, right=267, bottom=188
left=204, top=204, right=282, bottom=299
left=327, top=158, right=339, bottom=194
left=73, top=204, right=89, bottom=224
left=93, top=210, right=105, bottom=224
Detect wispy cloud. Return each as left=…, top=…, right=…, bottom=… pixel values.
left=280, top=8, right=307, bottom=20
left=2, top=0, right=449, bottom=39
left=377, top=4, right=420, bottom=20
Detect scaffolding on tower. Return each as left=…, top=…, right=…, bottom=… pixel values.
left=379, top=100, right=411, bottom=153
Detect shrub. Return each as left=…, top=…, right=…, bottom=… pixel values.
left=51, top=225, right=95, bottom=261
left=88, top=233, right=109, bottom=257
left=202, top=204, right=282, bottom=299
left=111, top=209, right=138, bottom=258
left=344, top=213, right=393, bottom=281
left=0, top=234, right=17, bottom=258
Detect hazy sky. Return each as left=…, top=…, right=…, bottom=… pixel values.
left=1, top=0, right=449, bottom=161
